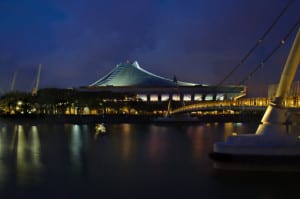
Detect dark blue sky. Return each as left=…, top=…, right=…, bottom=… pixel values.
left=0, top=0, right=299, bottom=96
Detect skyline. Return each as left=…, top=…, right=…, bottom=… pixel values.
left=0, top=0, right=299, bottom=96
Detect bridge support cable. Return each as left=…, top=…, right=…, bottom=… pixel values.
left=218, top=0, right=295, bottom=85
left=239, top=20, right=300, bottom=85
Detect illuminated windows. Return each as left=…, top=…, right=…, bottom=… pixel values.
left=205, top=94, right=213, bottom=101
left=150, top=94, right=158, bottom=102
left=172, top=94, right=180, bottom=101
left=161, top=94, right=169, bottom=101
left=137, top=94, right=147, bottom=101
left=183, top=94, right=191, bottom=101
left=194, top=94, right=202, bottom=101
left=216, top=94, right=224, bottom=101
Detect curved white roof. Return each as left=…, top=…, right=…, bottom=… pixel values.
left=90, top=61, right=198, bottom=87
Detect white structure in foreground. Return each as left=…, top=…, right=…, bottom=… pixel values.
left=213, top=28, right=300, bottom=157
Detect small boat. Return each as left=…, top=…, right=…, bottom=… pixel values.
left=95, top=123, right=106, bottom=134
left=94, top=123, right=107, bottom=139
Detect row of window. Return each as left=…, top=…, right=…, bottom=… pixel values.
left=137, top=94, right=225, bottom=102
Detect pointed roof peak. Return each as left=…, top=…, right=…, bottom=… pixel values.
left=132, top=61, right=140, bottom=68
left=118, top=60, right=140, bottom=68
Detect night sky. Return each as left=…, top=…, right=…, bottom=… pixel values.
left=0, top=0, right=299, bottom=96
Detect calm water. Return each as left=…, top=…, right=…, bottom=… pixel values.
left=0, top=119, right=299, bottom=199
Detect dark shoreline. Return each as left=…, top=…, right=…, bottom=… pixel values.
left=0, top=112, right=264, bottom=124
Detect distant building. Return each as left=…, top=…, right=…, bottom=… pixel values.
left=80, top=61, right=246, bottom=102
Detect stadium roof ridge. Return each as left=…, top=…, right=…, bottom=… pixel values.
left=89, top=61, right=198, bottom=87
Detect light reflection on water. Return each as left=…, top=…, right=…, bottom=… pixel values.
left=187, top=126, right=205, bottom=160
left=147, top=125, right=169, bottom=163
left=0, top=121, right=300, bottom=198
left=0, top=125, right=6, bottom=184
left=29, top=126, right=41, bottom=168
left=0, top=124, right=43, bottom=186
left=71, top=125, right=82, bottom=171
left=120, top=124, right=132, bottom=161
left=17, top=125, right=42, bottom=185
left=16, top=125, right=27, bottom=184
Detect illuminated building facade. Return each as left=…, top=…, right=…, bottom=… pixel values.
left=81, top=61, right=246, bottom=102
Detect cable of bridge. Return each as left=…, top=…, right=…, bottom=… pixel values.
left=239, top=20, right=300, bottom=84
left=218, top=0, right=295, bottom=85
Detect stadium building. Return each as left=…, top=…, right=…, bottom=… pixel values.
left=82, top=61, right=246, bottom=102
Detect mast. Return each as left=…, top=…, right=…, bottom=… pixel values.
left=256, top=28, right=300, bottom=134
left=273, top=28, right=300, bottom=106
left=32, top=64, right=42, bottom=96
left=10, top=72, right=17, bottom=92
